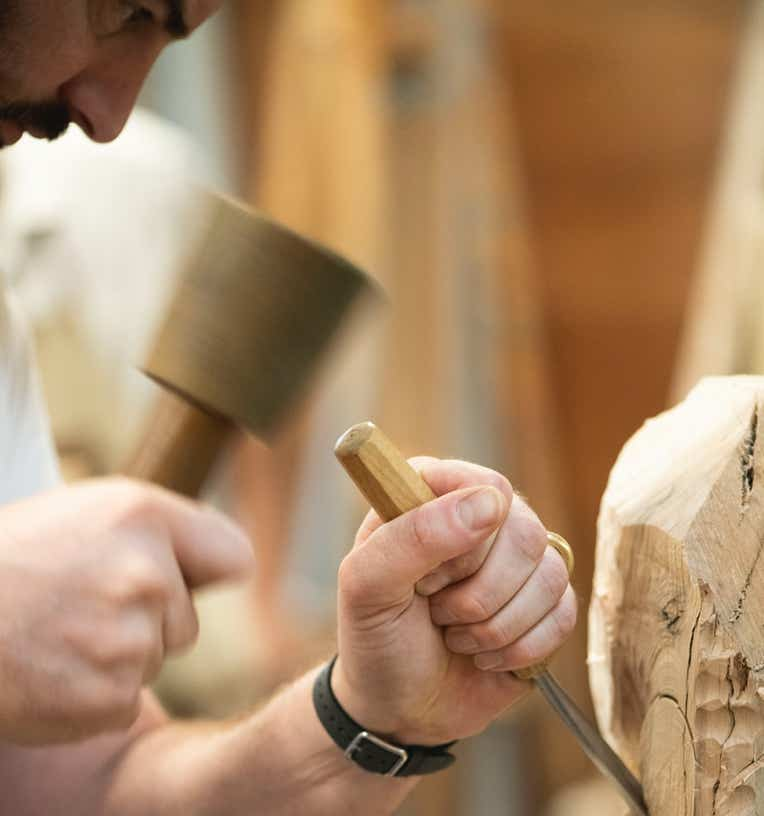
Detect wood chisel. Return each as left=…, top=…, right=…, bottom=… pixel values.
left=335, top=421, right=648, bottom=816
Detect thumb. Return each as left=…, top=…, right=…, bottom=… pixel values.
left=340, top=486, right=507, bottom=608
left=154, top=490, right=254, bottom=588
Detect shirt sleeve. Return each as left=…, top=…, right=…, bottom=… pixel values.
left=0, top=291, right=60, bottom=503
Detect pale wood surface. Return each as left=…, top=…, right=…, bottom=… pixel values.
left=673, top=1, right=764, bottom=400
left=590, top=376, right=764, bottom=815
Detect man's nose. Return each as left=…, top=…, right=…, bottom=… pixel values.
left=59, top=45, right=161, bottom=143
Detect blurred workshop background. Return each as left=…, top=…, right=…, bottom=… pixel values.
left=3, top=0, right=763, bottom=813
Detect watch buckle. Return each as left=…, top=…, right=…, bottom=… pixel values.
left=344, top=731, right=409, bottom=777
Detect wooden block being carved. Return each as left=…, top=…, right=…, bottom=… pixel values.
left=590, top=376, right=764, bottom=816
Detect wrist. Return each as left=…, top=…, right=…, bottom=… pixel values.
left=314, top=656, right=457, bottom=778
left=330, top=656, right=407, bottom=743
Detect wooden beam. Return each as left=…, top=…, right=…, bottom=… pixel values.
left=590, top=376, right=764, bottom=815
left=229, top=0, right=390, bottom=688
left=673, top=1, right=764, bottom=400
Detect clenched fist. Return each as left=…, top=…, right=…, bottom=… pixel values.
left=333, top=458, right=577, bottom=746
left=0, top=478, right=253, bottom=745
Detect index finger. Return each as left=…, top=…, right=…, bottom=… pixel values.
left=140, top=484, right=255, bottom=589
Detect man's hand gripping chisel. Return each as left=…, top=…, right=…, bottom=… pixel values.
left=335, top=422, right=648, bottom=816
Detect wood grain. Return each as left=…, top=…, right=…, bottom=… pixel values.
left=590, top=376, right=764, bottom=815
left=123, top=390, right=231, bottom=495
left=335, top=422, right=436, bottom=521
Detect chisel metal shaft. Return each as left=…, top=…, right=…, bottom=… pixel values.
left=534, top=672, right=646, bottom=814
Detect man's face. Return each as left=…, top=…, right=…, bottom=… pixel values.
left=0, top=0, right=222, bottom=147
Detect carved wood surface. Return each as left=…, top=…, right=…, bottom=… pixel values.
left=590, top=376, right=764, bottom=815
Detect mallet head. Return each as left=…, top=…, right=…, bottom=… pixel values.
left=126, top=191, right=376, bottom=495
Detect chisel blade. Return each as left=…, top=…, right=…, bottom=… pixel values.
left=534, top=671, right=648, bottom=815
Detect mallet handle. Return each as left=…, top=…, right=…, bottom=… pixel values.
left=123, top=390, right=233, bottom=497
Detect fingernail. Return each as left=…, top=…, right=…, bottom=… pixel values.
left=458, top=487, right=503, bottom=531
left=447, top=632, right=478, bottom=653
left=475, top=653, right=503, bottom=670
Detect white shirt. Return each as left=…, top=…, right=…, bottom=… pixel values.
left=0, top=108, right=209, bottom=501
left=0, top=108, right=210, bottom=474
left=0, top=290, right=59, bottom=502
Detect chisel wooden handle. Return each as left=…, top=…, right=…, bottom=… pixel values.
left=335, top=422, right=436, bottom=519
left=335, top=421, right=556, bottom=680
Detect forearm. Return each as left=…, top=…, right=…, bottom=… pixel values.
left=104, top=667, right=417, bottom=816
left=1, top=670, right=418, bottom=816
left=0, top=456, right=574, bottom=815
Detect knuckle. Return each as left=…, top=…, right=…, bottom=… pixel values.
left=539, top=552, right=570, bottom=601
left=511, top=517, right=547, bottom=568
left=62, top=622, right=114, bottom=667
left=121, top=628, right=157, bottom=662
left=85, top=632, right=125, bottom=666
left=451, top=588, right=496, bottom=624
left=411, top=505, right=440, bottom=550
left=104, top=486, right=176, bottom=557
left=131, top=566, right=170, bottom=602
left=99, top=572, right=132, bottom=605
left=441, top=550, right=481, bottom=582
left=86, top=623, right=156, bottom=667
left=553, top=594, right=578, bottom=640
left=478, top=619, right=514, bottom=650
left=510, top=638, right=546, bottom=669
left=337, top=553, right=370, bottom=606
left=103, top=478, right=160, bottom=523
left=109, top=554, right=170, bottom=603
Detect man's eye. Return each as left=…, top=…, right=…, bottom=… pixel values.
left=120, top=2, right=155, bottom=27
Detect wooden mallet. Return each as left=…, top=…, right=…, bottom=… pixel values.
left=123, top=191, right=373, bottom=494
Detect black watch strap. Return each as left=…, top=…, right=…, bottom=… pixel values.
left=312, top=656, right=457, bottom=777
